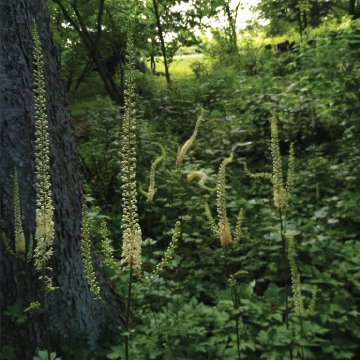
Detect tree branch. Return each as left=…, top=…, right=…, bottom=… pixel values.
left=316, top=1, right=350, bottom=13
left=50, top=0, right=93, bottom=53
left=95, top=0, right=105, bottom=56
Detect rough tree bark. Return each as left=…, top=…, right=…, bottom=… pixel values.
left=0, top=1, right=137, bottom=359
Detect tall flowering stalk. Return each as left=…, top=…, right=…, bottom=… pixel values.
left=2, top=170, right=33, bottom=265
left=288, top=234, right=317, bottom=314
left=217, top=153, right=234, bottom=245
left=243, top=110, right=295, bottom=359
left=79, top=22, right=141, bottom=359
left=244, top=111, right=295, bottom=212
left=79, top=22, right=181, bottom=360
left=204, top=153, right=246, bottom=359
left=288, top=235, right=317, bottom=358
left=14, top=170, right=26, bottom=257
left=205, top=153, right=243, bottom=246
left=121, top=21, right=142, bottom=277
left=80, top=205, right=123, bottom=326
left=288, top=236, right=304, bottom=315
left=23, top=20, right=59, bottom=360
left=120, top=22, right=143, bottom=359
left=30, top=19, right=55, bottom=288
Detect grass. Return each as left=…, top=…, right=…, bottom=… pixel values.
left=68, top=94, right=113, bottom=118
left=68, top=54, right=208, bottom=117
left=160, top=54, right=204, bottom=76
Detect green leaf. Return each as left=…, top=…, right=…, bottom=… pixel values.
left=1, top=346, right=14, bottom=360
left=33, top=351, right=60, bottom=360
left=107, top=345, right=124, bottom=359
left=33, top=350, right=47, bottom=360
left=314, top=207, right=328, bottom=219
left=285, top=229, right=301, bottom=236
left=16, top=314, right=28, bottom=324
left=265, top=283, right=279, bottom=302
left=271, top=313, right=283, bottom=323
left=257, top=330, right=269, bottom=344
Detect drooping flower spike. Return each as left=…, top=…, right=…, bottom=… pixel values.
left=186, top=171, right=217, bottom=192
left=139, top=145, right=166, bottom=202
left=176, top=107, right=204, bottom=167
left=229, top=270, right=249, bottom=286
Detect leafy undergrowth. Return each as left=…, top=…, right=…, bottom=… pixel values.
left=57, top=17, right=360, bottom=360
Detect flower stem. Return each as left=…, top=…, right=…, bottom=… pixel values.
left=223, top=246, right=244, bottom=360
left=300, top=314, right=305, bottom=359
left=279, top=211, right=292, bottom=360
left=41, top=262, right=51, bottom=360
left=232, top=286, right=241, bottom=360
left=125, top=262, right=133, bottom=360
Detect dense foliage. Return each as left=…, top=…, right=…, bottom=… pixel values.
left=50, top=12, right=360, bottom=359
left=2, top=2, right=360, bottom=359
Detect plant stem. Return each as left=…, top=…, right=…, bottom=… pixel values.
left=104, top=306, right=123, bottom=329
left=124, top=262, right=133, bottom=360
left=279, top=211, right=292, bottom=360
left=41, top=262, right=51, bottom=360
left=150, top=283, right=158, bottom=327
left=300, top=314, right=305, bottom=359
left=232, top=286, right=241, bottom=360
left=223, top=246, right=244, bottom=360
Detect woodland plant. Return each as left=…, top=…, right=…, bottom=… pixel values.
left=79, top=21, right=181, bottom=360
left=1, top=20, right=60, bottom=360
left=69, top=16, right=353, bottom=359
left=244, top=110, right=316, bottom=359
left=287, top=235, right=317, bottom=359
left=3, top=14, right=360, bottom=360
left=203, top=151, right=246, bottom=359
left=287, top=236, right=317, bottom=317
left=2, top=170, right=33, bottom=265
left=139, top=145, right=166, bottom=202
left=176, top=106, right=204, bottom=167
left=25, top=20, right=61, bottom=360
left=2, top=172, right=34, bottom=357
left=185, top=170, right=217, bottom=191
left=205, top=152, right=243, bottom=246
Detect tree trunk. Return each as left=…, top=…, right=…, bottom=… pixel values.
left=0, top=1, right=137, bottom=359
left=152, top=0, right=171, bottom=85
left=303, top=10, right=307, bottom=31
left=151, top=39, right=156, bottom=72
left=112, top=47, right=125, bottom=102
left=74, top=58, right=93, bottom=92
left=349, top=0, right=360, bottom=19
left=224, top=3, right=238, bottom=52
left=297, top=6, right=303, bottom=38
